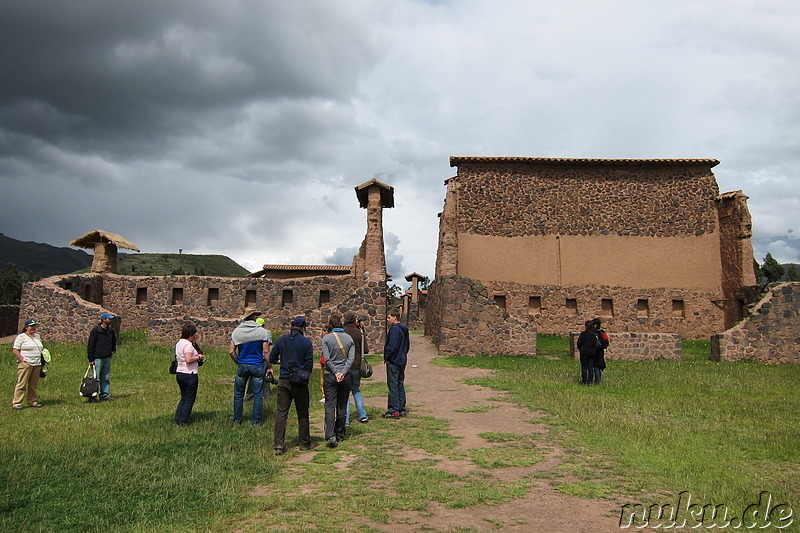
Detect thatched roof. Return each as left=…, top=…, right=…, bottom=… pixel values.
left=70, top=230, right=140, bottom=252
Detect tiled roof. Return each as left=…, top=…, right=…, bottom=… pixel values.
left=258, top=264, right=351, bottom=271
left=450, top=156, right=720, bottom=168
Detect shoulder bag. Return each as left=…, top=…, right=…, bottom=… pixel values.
left=79, top=365, right=100, bottom=398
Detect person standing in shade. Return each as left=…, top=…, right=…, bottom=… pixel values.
left=321, top=314, right=355, bottom=447
left=12, top=319, right=45, bottom=409
left=577, top=320, right=597, bottom=385
left=343, top=311, right=369, bottom=424
left=382, top=309, right=409, bottom=419
left=228, top=309, right=272, bottom=426
left=270, top=316, right=315, bottom=455
left=592, top=317, right=609, bottom=384
left=174, top=322, right=204, bottom=426
left=87, top=312, right=117, bottom=402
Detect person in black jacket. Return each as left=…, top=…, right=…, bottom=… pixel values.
left=269, top=316, right=315, bottom=455
left=87, top=312, right=117, bottom=401
left=592, top=317, right=609, bottom=383
left=576, top=320, right=596, bottom=385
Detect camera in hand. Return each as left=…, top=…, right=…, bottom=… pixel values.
left=265, top=373, right=279, bottom=385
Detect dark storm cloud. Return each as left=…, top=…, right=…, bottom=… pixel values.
left=0, top=1, right=380, bottom=159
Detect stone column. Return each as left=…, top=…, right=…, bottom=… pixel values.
left=91, top=243, right=118, bottom=274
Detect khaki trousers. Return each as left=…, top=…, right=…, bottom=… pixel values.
left=13, top=361, right=41, bottom=408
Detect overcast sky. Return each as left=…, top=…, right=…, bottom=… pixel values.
left=1, top=0, right=798, bottom=285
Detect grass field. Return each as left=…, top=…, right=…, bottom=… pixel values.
left=1, top=332, right=798, bottom=532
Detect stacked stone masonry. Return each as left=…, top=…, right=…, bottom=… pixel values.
left=570, top=332, right=682, bottom=361
left=455, top=162, right=719, bottom=238
left=486, top=281, right=723, bottom=339
left=713, top=282, right=800, bottom=363
left=425, top=275, right=536, bottom=356
left=20, top=273, right=387, bottom=349
left=0, top=305, right=21, bottom=337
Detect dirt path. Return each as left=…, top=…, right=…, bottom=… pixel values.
left=316, top=334, right=623, bottom=532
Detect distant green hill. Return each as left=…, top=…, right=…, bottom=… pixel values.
left=115, top=253, right=250, bottom=277
left=0, top=232, right=92, bottom=275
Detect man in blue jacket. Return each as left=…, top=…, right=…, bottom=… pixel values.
left=382, top=309, right=409, bottom=419
left=269, top=316, right=315, bottom=455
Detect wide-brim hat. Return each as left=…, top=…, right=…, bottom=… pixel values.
left=242, top=308, right=261, bottom=321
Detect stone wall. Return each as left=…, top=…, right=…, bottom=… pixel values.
left=454, top=159, right=719, bottom=239
left=20, top=273, right=387, bottom=348
left=425, top=275, right=536, bottom=355
left=17, top=275, right=118, bottom=343
left=712, top=282, right=800, bottom=363
left=0, top=305, right=20, bottom=337
left=570, top=332, right=682, bottom=361
left=485, top=281, right=723, bottom=338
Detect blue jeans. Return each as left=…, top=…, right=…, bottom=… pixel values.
left=386, top=362, right=406, bottom=414
left=580, top=354, right=595, bottom=384
left=233, top=364, right=265, bottom=424
left=174, top=372, right=198, bottom=425
left=94, top=357, right=112, bottom=399
left=594, top=367, right=602, bottom=383
left=345, top=368, right=368, bottom=424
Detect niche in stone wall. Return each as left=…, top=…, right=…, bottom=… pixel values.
left=637, top=299, right=650, bottom=318
left=529, top=296, right=542, bottom=316
left=493, top=294, right=506, bottom=309
left=672, top=299, right=685, bottom=318
left=244, top=289, right=256, bottom=307
left=207, top=288, right=219, bottom=306
left=84, top=284, right=92, bottom=302
left=319, top=290, right=330, bottom=307
left=566, top=298, right=578, bottom=315
left=136, top=287, right=147, bottom=305
left=601, top=298, right=614, bottom=317
left=171, top=287, right=184, bottom=305
left=282, top=289, right=294, bottom=308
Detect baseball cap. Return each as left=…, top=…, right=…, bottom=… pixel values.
left=291, top=316, right=307, bottom=328
left=24, top=319, right=39, bottom=327
left=100, top=312, right=115, bottom=320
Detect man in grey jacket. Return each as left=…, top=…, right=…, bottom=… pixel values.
left=321, top=314, right=355, bottom=447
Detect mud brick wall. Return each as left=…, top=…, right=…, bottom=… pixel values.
left=19, top=273, right=387, bottom=349
left=570, top=332, right=682, bottom=361
left=425, top=275, right=536, bottom=356
left=0, top=305, right=20, bottom=337
left=486, top=281, right=722, bottom=339
left=454, top=160, right=719, bottom=238
left=713, top=282, right=800, bottom=363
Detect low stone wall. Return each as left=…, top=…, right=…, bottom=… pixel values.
left=0, top=305, right=20, bottom=337
left=486, top=280, right=727, bottom=339
left=712, top=282, right=800, bottom=363
left=17, top=276, right=118, bottom=343
left=570, top=332, right=682, bottom=360
left=425, top=275, right=536, bottom=355
left=20, top=272, right=387, bottom=349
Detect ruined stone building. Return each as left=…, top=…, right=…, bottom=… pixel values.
left=426, top=156, right=759, bottom=355
left=19, top=180, right=393, bottom=348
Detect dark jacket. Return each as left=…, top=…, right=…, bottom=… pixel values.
left=269, top=328, right=314, bottom=381
left=342, top=324, right=366, bottom=370
left=576, top=330, right=597, bottom=358
left=384, top=322, right=409, bottom=366
left=88, top=324, right=117, bottom=362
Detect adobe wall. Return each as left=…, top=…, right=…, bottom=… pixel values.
left=434, top=159, right=758, bottom=340
left=484, top=281, right=723, bottom=338
left=570, top=332, right=682, bottom=361
left=424, top=275, right=536, bottom=356
left=20, top=273, right=387, bottom=348
left=712, top=283, right=800, bottom=363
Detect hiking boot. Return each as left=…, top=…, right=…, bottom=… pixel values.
left=273, top=448, right=283, bottom=456
left=326, top=437, right=338, bottom=448
left=299, top=443, right=316, bottom=451
left=382, top=411, right=401, bottom=419
left=359, top=416, right=369, bottom=423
